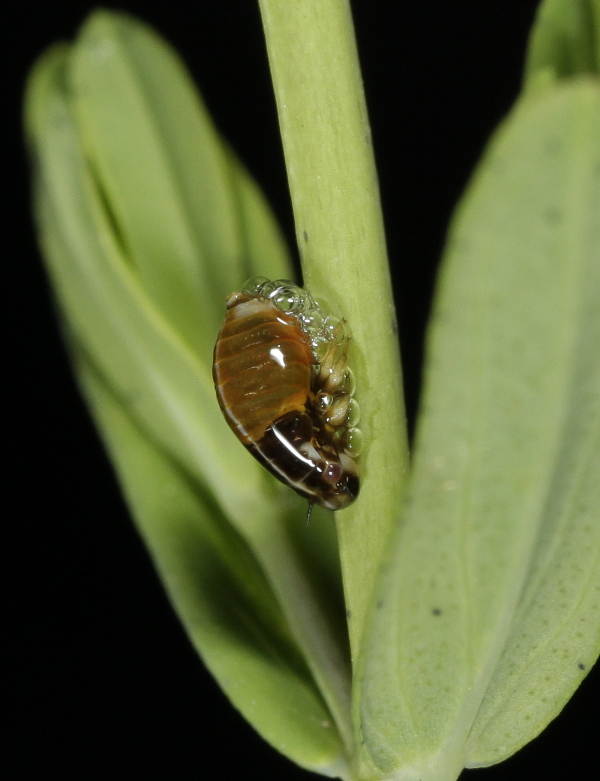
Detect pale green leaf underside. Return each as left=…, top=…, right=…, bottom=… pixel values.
left=74, top=350, right=346, bottom=776
left=25, top=13, right=352, bottom=774
left=357, top=81, right=600, bottom=779
left=26, top=42, right=266, bottom=519
left=65, top=13, right=355, bottom=758
left=70, top=11, right=292, bottom=365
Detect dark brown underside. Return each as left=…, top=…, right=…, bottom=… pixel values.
left=247, top=412, right=359, bottom=510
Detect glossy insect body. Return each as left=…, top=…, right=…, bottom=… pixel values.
left=213, top=279, right=362, bottom=510
left=213, top=291, right=313, bottom=445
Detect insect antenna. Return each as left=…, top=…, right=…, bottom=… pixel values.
left=306, top=501, right=315, bottom=525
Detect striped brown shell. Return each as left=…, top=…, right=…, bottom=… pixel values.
left=213, top=287, right=359, bottom=510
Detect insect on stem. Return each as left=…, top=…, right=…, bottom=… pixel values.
left=212, top=278, right=364, bottom=511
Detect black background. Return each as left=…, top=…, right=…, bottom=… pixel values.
left=7, top=1, right=599, bottom=779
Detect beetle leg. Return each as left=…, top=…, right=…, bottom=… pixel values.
left=317, top=325, right=349, bottom=389
left=323, top=350, right=348, bottom=393
left=326, top=395, right=350, bottom=427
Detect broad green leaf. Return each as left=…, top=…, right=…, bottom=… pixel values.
left=357, top=81, right=600, bottom=781
left=464, top=91, right=600, bottom=765
left=226, top=147, right=295, bottom=283
left=70, top=11, right=291, bottom=364
left=73, top=348, right=347, bottom=777
left=25, top=43, right=264, bottom=518
left=26, top=16, right=353, bottom=769
left=525, top=0, right=600, bottom=90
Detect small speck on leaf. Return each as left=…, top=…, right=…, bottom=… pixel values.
left=544, top=207, right=562, bottom=225
left=545, top=137, right=563, bottom=156
left=451, top=236, right=472, bottom=255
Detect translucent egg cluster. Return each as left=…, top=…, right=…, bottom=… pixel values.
left=243, top=277, right=363, bottom=457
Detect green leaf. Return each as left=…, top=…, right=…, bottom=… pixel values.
left=524, top=0, right=600, bottom=91
left=70, top=10, right=292, bottom=364
left=356, top=81, right=600, bottom=781
left=25, top=42, right=263, bottom=518
left=73, top=348, right=347, bottom=777
left=25, top=15, right=352, bottom=774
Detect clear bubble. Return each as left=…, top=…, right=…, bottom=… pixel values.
left=343, top=427, right=364, bottom=456
left=322, top=314, right=341, bottom=336
left=271, top=284, right=305, bottom=314
left=258, top=279, right=280, bottom=297
left=319, top=315, right=349, bottom=346
left=243, top=276, right=270, bottom=295
left=346, top=398, right=361, bottom=426
left=300, top=308, right=325, bottom=333
left=303, top=290, right=317, bottom=310
left=268, top=279, right=296, bottom=295
left=311, top=337, right=330, bottom=363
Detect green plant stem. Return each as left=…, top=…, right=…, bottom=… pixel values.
left=257, top=0, right=409, bottom=673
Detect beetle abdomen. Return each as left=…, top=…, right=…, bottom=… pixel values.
left=213, top=294, right=312, bottom=444
left=213, top=279, right=363, bottom=510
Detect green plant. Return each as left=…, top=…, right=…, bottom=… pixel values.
left=24, top=1, right=599, bottom=779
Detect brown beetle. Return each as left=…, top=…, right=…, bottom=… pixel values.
left=212, top=279, right=362, bottom=510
